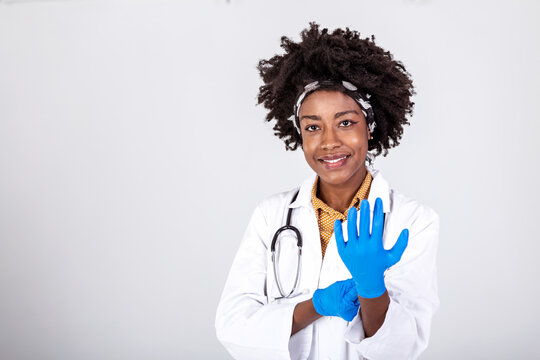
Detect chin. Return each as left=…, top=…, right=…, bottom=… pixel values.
left=318, top=172, right=354, bottom=186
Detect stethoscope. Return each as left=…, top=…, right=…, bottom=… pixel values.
left=270, top=190, right=303, bottom=299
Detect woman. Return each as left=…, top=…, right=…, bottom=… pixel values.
left=215, top=22, right=440, bottom=360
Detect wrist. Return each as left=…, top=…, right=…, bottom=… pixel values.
left=311, top=289, right=326, bottom=316
left=354, top=275, right=386, bottom=299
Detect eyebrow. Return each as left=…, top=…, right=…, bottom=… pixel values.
left=300, top=110, right=360, bottom=121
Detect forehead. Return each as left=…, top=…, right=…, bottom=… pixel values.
left=299, top=90, right=360, bottom=114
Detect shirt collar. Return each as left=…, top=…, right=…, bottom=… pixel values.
left=288, top=165, right=391, bottom=213
left=311, top=171, right=372, bottom=215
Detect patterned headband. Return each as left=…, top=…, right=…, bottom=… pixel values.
left=292, top=80, right=376, bottom=135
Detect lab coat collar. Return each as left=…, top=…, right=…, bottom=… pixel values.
left=288, top=164, right=391, bottom=213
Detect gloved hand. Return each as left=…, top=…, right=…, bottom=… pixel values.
left=334, top=197, right=409, bottom=299
left=312, top=278, right=360, bottom=321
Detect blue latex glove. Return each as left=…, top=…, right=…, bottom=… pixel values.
left=334, top=197, right=409, bottom=299
left=312, top=278, right=360, bottom=321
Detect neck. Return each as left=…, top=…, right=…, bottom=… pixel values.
left=317, top=167, right=368, bottom=213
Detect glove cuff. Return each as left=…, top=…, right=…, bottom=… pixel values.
left=354, top=276, right=386, bottom=299
left=312, top=289, right=327, bottom=316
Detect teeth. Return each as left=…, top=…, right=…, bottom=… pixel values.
left=324, top=156, right=347, bottom=163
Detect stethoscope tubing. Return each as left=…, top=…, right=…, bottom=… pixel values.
left=270, top=190, right=302, bottom=299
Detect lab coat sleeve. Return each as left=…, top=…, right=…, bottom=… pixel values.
left=344, top=207, right=440, bottom=360
left=215, top=202, right=297, bottom=360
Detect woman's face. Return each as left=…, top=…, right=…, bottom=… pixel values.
left=299, top=90, right=370, bottom=187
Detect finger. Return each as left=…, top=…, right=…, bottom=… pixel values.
left=344, top=283, right=359, bottom=303
left=334, top=219, right=346, bottom=255
left=387, top=228, right=409, bottom=267
left=359, top=199, right=371, bottom=240
left=347, top=206, right=358, bottom=241
left=344, top=280, right=360, bottom=305
left=371, top=197, right=384, bottom=242
left=343, top=278, right=354, bottom=292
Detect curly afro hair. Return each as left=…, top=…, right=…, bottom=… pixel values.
left=256, top=22, right=415, bottom=158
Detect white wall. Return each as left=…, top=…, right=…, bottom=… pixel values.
left=1, top=0, right=539, bottom=358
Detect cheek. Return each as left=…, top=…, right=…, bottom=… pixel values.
left=301, top=141, right=318, bottom=163
left=345, top=133, right=368, bottom=150
left=300, top=136, right=312, bottom=152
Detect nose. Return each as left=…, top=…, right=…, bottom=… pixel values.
left=321, top=127, right=342, bottom=150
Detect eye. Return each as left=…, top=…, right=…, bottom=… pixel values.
left=305, top=124, right=319, bottom=132
left=340, top=120, right=356, bottom=127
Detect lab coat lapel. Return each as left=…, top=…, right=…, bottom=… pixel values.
left=366, top=166, right=391, bottom=214
left=318, top=230, right=352, bottom=289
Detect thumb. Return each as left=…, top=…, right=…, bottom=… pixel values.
left=387, top=228, right=409, bottom=268
left=334, top=219, right=345, bottom=256
left=343, top=281, right=359, bottom=303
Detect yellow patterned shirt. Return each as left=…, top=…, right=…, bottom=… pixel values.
left=311, top=171, right=373, bottom=259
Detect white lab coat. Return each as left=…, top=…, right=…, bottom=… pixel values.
left=215, top=165, right=440, bottom=360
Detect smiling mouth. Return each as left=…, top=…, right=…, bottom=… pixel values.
left=318, top=155, right=351, bottom=169
left=319, top=155, right=350, bottom=164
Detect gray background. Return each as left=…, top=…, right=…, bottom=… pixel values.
left=1, top=0, right=539, bottom=359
